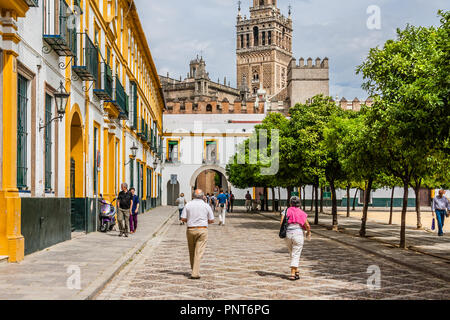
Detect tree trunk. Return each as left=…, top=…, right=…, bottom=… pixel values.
left=271, top=187, right=275, bottom=212
left=400, top=180, right=409, bottom=249
left=310, top=186, right=314, bottom=211
left=330, top=180, right=338, bottom=231
left=314, top=182, right=319, bottom=225
left=359, top=178, right=373, bottom=237
left=346, top=185, right=351, bottom=217
left=389, top=186, right=395, bottom=225
left=320, top=187, right=324, bottom=213
left=302, top=186, right=306, bottom=211
left=352, top=188, right=359, bottom=211
left=287, top=186, right=293, bottom=208
left=278, top=187, right=281, bottom=212
left=413, top=179, right=423, bottom=229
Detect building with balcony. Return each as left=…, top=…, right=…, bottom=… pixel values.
left=0, top=0, right=165, bottom=262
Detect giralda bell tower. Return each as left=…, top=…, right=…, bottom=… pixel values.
left=236, top=0, right=293, bottom=98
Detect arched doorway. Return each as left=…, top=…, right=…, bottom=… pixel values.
left=190, top=165, right=230, bottom=196
left=70, top=111, right=83, bottom=198
left=167, top=180, right=180, bottom=206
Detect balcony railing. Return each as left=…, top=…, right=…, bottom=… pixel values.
left=137, top=119, right=148, bottom=142
left=24, top=0, right=39, bottom=7
left=72, top=33, right=99, bottom=81
left=107, top=76, right=129, bottom=120
left=93, top=62, right=113, bottom=100
left=43, top=0, right=77, bottom=56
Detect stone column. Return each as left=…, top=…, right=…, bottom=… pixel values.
left=0, top=11, right=25, bottom=262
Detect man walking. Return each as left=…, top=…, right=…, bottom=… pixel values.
left=432, top=189, right=450, bottom=237
left=180, top=189, right=215, bottom=279
left=117, top=183, right=133, bottom=237
left=216, top=189, right=228, bottom=226
left=129, top=188, right=139, bottom=234
left=245, top=191, right=252, bottom=212
left=229, top=191, right=235, bottom=213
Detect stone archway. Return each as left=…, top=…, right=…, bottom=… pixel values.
left=190, top=165, right=231, bottom=196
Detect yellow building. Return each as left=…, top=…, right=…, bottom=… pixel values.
left=0, top=0, right=165, bottom=262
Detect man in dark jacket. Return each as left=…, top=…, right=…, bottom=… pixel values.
left=117, top=183, right=133, bottom=237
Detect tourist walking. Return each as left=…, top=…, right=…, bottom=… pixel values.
left=432, top=189, right=450, bottom=237
left=217, top=189, right=228, bottom=226
left=210, top=194, right=217, bottom=214
left=129, top=188, right=140, bottom=234
left=280, top=196, right=311, bottom=281
left=229, top=191, right=235, bottom=212
left=176, top=193, right=187, bottom=225
left=180, top=189, right=215, bottom=279
left=245, top=191, right=252, bottom=212
left=117, top=183, right=133, bottom=237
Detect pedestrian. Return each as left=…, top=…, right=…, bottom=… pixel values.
left=180, top=189, right=215, bottom=279
left=245, top=191, right=252, bottom=212
left=210, top=194, right=217, bottom=213
left=260, top=192, right=265, bottom=212
left=280, top=196, right=311, bottom=281
left=129, top=188, right=140, bottom=234
left=176, top=193, right=187, bottom=225
left=229, top=191, right=235, bottom=212
left=216, top=189, right=228, bottom=226
left=432, top=189, right=450, bottom=237
left=117, top=183, right=133, bottom=237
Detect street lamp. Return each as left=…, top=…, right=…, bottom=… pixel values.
left=125, top=143, right=139, bottom=165
left=39, top=81, right=70, bottom=131
left=152, top=158, right=159, bottom=170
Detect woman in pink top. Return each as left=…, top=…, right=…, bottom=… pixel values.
left=280, top=196, right=311, bottom=280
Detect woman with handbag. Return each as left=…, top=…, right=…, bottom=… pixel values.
left=280, top=196, right=311, bottom=281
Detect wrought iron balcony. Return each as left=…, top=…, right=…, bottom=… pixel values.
left=93, top=62, right=113, bottom=100
left=106, top=76, right=129, bottom=120
left=72, top=33, right=99, bottom=81
left=43, top=0, right=77, bottom=57
left=137, top=119, right=148, bottom=142
left=24, top=0, right=39, bottom=7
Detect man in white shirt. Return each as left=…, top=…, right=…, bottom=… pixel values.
left=181, top=189, right=215, bottom=279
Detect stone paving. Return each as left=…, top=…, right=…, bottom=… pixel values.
left=0, top=206, right=177, bottom=300
left=96, top=210, right=450, bottom=300
left=314, top=212, right=450, bottom=261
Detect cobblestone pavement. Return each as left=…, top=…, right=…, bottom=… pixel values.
left=96, top=211, right=450, bottom=300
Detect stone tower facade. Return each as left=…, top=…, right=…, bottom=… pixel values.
left=287, top=57, right=330, bottom=107
left=236, top=0, right=293, bottom=98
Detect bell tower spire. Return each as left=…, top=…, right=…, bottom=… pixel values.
left=236, top=0, right=293, bottom=97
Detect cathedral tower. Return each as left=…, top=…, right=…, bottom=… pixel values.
left=236, top=0, right=293, bottom=98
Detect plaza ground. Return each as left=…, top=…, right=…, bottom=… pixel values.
left=96, top=208, right=450, bottom=300
left=0, top=205, right=448, bottom=300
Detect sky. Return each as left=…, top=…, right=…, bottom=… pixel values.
left=135, top=0, right=449, bottom=100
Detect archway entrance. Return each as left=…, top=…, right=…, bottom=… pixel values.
left=190, top=165, right=230, bottom=196
left=167, top=180, right=180, bottom=206
left=70, top=112, right=83, bottom=198
left=69, top=111, right=83, bottom=231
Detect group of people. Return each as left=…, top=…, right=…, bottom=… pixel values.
left=177, top=189, right=235, bottom=227
left=178, top=188, right=311, bottom=280
left=244, top=191, right=267, bottom=212
left=116, top=183, right=140, bottom=237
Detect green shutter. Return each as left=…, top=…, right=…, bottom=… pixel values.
left=44, top=94, right=52, bottom=191
left=130, top=159, right=134, bottom=189
left=17, top=75, right=28, bottom=190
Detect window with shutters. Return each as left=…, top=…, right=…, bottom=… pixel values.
left=129, top=81, right=138, bottom=130
left=17, top=74, right=29, bottom=190
left=45, top=93, right=53, bottom=191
